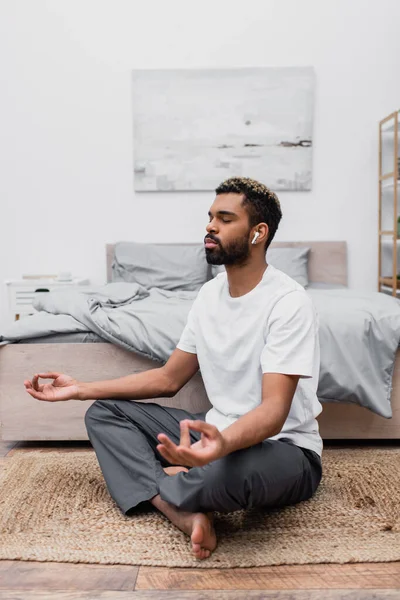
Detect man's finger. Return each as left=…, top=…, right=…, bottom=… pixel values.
left=157, top=433, right=179, bottom=452
left=32, top=374, right=39, bottom=391
left=157, top=435, right=181, bottom=463
left=37, top=372, right=61, bottom=379
left=185, top=420, right=219, bottom=438
left=26, top=388, right=50, bottom=402
left=32, top=376, right=47, bottom=393
left=157, top=444, right=178, bottom=465
left=175, top=446, right=206, bottom=466
left=28, top=380, right=44, bottom=391
left=180, top=420, right=191, bottom=447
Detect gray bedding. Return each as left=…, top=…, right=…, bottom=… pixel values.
left=13, top=283, right=347, bottom=345
left=1, top=282, right=400, bottom=418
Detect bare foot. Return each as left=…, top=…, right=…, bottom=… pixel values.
left=190, top=512, right=217, bottom=560
left=163, top=466, right=189, bottom=476
left=151, top=494, right=217, bottom=559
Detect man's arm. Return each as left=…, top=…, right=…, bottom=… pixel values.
left=78, top=348, right=199, bottom=400
left=220, top=291, right=315, bottom=452
left=156, top=372, right=300, bottom=466
left=25, top=349, right=199, bottom=402
left=219, top=372, right=299, bottom=455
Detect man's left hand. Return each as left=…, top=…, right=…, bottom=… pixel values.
left=157, top=420, right=226, bottom=467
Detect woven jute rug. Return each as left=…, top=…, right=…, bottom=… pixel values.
left=0, top=448, right=399, bottom=568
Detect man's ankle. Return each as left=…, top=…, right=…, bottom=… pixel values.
left=150, top=493, right=161, bottom=507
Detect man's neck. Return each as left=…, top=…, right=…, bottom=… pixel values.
left=225, top=259, right=268, bottom=298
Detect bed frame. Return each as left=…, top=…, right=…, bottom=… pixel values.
left=1, top=241, right=399, bottom=441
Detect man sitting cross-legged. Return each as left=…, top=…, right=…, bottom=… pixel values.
left=24, top=176, right=323, bottom=560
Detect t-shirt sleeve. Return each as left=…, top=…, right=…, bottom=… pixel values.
left=260, top=291, right=318, bottom=378
left=176, top=299, right=198, bottom=355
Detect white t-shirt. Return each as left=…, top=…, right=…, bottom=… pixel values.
left=177, top=264, right=323, bottom=456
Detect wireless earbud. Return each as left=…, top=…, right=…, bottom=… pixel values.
left=251, top=231, right=260, bottom=245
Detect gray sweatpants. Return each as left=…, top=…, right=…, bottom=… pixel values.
left=85, top=399, right=322, bottom=515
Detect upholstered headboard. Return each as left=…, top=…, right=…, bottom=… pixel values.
left=106, top=241, right=348, bottom=286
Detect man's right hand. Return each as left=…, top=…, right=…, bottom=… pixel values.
left=24, top=373, right=80, bottom=402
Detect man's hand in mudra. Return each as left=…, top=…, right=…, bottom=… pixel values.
left=157, top=420, right=226, bottom=467
left=24, top=372, right=79, bottom=402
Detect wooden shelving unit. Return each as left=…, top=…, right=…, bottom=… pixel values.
left=378, top=110, right=400, bottom=297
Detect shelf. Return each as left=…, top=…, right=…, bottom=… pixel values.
left=379, top=111, right=400, bottom=295
left=380, top=285, right=400, bottom=297
left=380, top=111, right=400, bottom=133
left=380, top=277, right=400, bottom=289
left=380, top=235, right=400, bottom=241
left=380, top=172, right=396, bottom=180
left=380, top=285, right=400, bottom=294
left=381, top=124, right=400, bottom=134
left=381, top=178, right=400, bottom=190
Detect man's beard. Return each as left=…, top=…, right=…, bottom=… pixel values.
left=205, top=233, right=252, bottom=266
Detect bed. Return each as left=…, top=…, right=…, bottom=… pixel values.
left=1, top=240, right=399, bottom=441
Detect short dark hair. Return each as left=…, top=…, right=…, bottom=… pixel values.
left=215, top=176, right=282, bottom=250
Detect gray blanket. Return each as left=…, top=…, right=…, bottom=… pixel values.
left=1, top=283, right=400, bottom=418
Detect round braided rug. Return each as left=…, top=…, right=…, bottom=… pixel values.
left=0, top=448, right=399, bottom=568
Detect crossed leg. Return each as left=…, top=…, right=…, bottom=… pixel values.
left=85, top=399, right=322, bottom=560
left=85, top=399, right=217, bottom=558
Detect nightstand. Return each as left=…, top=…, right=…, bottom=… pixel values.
left=5, top=278, right=90, bottom=321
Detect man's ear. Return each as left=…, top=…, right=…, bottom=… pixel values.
left=257, top=223, right=269, bottom=245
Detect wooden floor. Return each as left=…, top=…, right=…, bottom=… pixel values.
left=1, top=440, right=400, bottom=600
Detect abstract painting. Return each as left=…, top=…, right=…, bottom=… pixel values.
left=132, top=67, right=315, bottom=192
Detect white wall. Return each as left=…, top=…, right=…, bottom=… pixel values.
left=0, top=0, right=399, bottom=327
